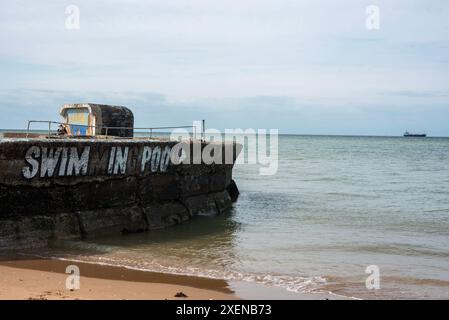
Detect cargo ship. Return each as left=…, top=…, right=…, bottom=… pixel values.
left=0, top=103, right=241, bottom=249
left=404, top=131, right=427, bottom=137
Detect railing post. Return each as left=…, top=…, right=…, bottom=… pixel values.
left=48, top=121, right=51, bottom=137
left=202, top=119, right=205, bottom=142
left=26, top=121, right=31, bottom=138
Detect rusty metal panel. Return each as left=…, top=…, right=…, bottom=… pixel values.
left=66, top=108, right=90, bottom=136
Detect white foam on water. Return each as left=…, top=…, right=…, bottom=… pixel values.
left=18, top=251, right=331, bottom=296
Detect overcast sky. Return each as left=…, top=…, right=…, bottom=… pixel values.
left=1, top=0, right=448, bottom=135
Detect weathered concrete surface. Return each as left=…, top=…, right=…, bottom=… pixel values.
left=0, top=139, right=241, bottom=249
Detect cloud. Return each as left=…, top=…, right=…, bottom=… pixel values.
left=0, top=1, right=448, bottom=135
left=1, top=89, right=448, bottom=137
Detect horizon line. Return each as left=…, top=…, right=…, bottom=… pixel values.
left=0, top=128, right=447, bottom=139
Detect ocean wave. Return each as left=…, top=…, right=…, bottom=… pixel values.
left=18, top=251, right=328, bottom=295
left=84, top=257, right=328, bottom=294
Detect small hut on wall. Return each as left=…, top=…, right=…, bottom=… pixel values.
left=60, top=103, right=134, bottom=138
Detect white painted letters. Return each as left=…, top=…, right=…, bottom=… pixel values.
left=66, top=147, right=90, bottom=176
left=22, top=144, right=172, bottom=179
left=22, top=146, right=41, bottom=179
left=59, top=147, right=68, bottom=176
left=40, top=147, right=63, bottom=178
left=113, top=147, right=129, bottom=175
left=160, top=146, right=171, bottom=172
left=151, top=146, right=161, bottom=172
left=108, top=147, right=116, bottom=175
left=141, top=146, right=152, bottom=173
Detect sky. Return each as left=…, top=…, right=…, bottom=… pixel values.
left=0, top=0, right=448, bottom=136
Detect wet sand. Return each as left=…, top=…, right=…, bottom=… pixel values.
left=0, top=258, right=236, bottom=300
left=0, top=258, right=348, bottom=300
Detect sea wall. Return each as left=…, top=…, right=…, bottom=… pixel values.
left=0, top=138, right=241, bottom=249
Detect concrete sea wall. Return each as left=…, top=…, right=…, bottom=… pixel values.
left=0, top=138, right=241, bottom=249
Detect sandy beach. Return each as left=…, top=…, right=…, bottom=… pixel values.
left=0, top=258, right=237, bottom=300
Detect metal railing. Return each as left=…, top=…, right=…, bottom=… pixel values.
left=25, top=120, right=202, bottom=140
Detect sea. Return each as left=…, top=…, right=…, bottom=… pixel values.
left=2, top=131, right=449, bottom=299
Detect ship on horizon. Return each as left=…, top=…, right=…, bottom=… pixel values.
left=404, top=131, right=427, bottom=137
